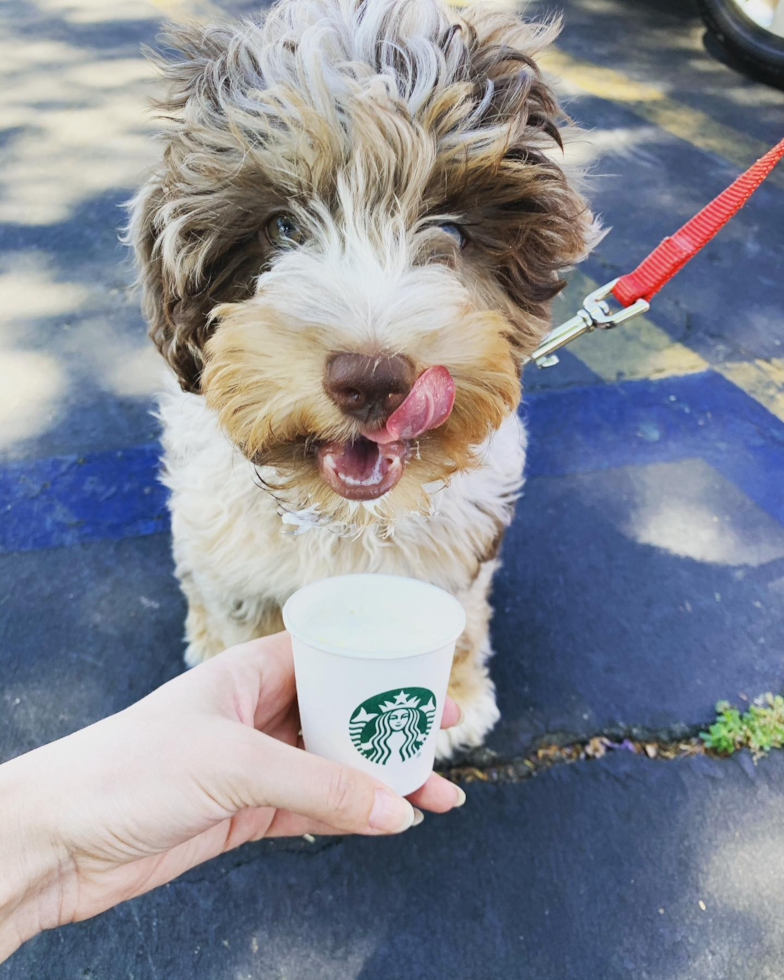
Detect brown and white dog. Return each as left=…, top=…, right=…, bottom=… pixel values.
left=129, top=0, right=595, bottom=758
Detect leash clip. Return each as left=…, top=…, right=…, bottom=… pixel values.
left=529, top=278, right=650, bottom=368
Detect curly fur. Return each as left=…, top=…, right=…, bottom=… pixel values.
left=129, top=0, right=595, bottom=758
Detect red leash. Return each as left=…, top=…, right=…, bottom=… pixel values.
left=530, top=135, right=784, bottom=368
left=613, top=136, right=784, bottom=307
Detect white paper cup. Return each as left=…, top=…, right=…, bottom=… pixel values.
left=282, top=574, right=466, bottom=797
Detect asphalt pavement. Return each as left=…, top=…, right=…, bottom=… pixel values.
left=1, top=0, right=784, bottom=977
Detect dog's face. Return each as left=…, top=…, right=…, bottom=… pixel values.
left=131, top=0, right=594, bottom=532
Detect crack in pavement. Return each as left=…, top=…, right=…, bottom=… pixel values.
left=441, top=730, right=709, bottom=785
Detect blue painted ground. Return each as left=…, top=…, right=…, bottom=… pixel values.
left=1, top=0, right=784, bottom=977
left=5, top=373, right=783, bottom=552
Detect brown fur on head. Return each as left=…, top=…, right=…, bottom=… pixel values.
left=129, top=0, right=595, bottom=532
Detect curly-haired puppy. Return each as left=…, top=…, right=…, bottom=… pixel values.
left=129, top=0, right=594, bottom=758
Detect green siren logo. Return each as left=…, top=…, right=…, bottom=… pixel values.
left=349, top=688, right=437, bottom=765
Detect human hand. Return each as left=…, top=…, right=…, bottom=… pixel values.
left=0, top=633, right=464, bottom=957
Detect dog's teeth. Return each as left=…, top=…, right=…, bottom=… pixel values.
left=329, top=447, right=404, bottom=491
left=338, top=472, right=383, bottom=487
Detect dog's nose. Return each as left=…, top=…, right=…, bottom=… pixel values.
left=324, top=353, right=415, bottom=423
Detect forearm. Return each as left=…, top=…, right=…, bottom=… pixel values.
left=0, top=750, right=73, bottom=963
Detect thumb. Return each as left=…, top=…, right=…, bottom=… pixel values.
left=233, top=728, right=418, bottom=835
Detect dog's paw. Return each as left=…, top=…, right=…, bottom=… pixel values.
left=184, top=643, right=206, bottom=668
left=436, top=682, right=500, bottom=762
left=183, top=638, right=222, bottom=668
left=183, top=601, right=226, bottom=667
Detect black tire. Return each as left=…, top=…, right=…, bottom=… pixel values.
left=698, top=0, right=784, bottom=89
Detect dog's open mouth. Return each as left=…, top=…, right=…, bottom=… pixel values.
left=318, top=437, right=407, bottom=500
left=317, top=366, right=456, bottom=501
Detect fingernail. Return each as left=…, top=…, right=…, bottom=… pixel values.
left=412, top=807, right=424, bottom=827
left=454, top=702, right=465, bottom=725
left=454, top=785, right=467, bottom=808
left=368, top=789, right=415, bottom=834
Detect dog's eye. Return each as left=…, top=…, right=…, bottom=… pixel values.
left=266, top=214, right=305, bottom=249
left=439, top=223, right=467, bottom=250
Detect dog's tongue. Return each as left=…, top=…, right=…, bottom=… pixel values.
left=365, top=366, right=455, bottom=444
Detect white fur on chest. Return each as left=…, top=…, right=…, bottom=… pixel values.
left=157, top=382, right=527, bottom=615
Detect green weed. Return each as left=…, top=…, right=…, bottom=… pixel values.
left=700, top=694, right=784, bottom=759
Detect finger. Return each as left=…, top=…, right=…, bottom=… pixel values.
left=246, top=806, right=428, bottom=839
left=260, top=810, right=381, bottom=839
left=235, top=728, right=417, bottom=835
left=263, top=810, right=348, bottom=838
left=440, top=696, right=462, bottom=729
left=222, top=633, right=298, bottom=730
left=405, top=772, right=466, bottom=814
left=148, top=633, right=297, bottom=730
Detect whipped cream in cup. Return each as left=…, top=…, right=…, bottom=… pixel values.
left=282, top=574, right=466, bottom=797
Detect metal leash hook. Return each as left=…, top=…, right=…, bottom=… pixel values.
left=527, top=278, right=650, bottom=368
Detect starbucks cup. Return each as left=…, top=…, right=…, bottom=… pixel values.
left=282, top=574, right=466, bottom=797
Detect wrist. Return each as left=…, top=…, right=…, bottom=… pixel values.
left=0, top=751, right=74, bottom=962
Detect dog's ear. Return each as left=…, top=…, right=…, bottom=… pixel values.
left=127, top=23, right=267, bottom=393
left=127, top=173, right=211, bottom=393
left=436, top=10, right=598, bottom=345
